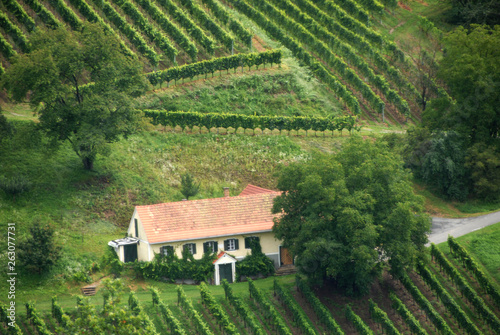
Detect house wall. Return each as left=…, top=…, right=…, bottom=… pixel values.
left=127, top=211, right=151, bottom=262
left=149, top=231, right=281, bottom=264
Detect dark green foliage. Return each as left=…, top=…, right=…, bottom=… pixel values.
left=146, top=50, right=282, bottom=86
left=180, top=173, right=200, bottom=200
left=144, top=110, right=359, bottom=135
left=426, top=25, right=500, bottom=145
left=421, top=131, right=469, bottom=201
left=0, top=113, right=12, bottom=144
left=18, top=221, right=61, bottom=275
left=272, top=136, right=430, bottom=296
left=404, top=129, right=471, bottom=200
left=2, top=23, right=150, bottom=170
left=134, top=249, right=216, bottom=283
left=236, top=238, right=275, bottom=279
left=0, top=175, right=31, bottom=201
left=67, top=279, right=158, bottom=334
left=446, top=0, right=500, bottom=26
left=102, top=246, right=123, bottom=277
left=465, top=143, right=500, bottom=200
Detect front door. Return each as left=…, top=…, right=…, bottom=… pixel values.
left=124, top=244, right=138, bottom=263
left=280, top=246, right=293, bottom=266
left=219, top=263, right=233, bottom=283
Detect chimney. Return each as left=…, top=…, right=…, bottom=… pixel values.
left=223, top=187, right=230, bottom=197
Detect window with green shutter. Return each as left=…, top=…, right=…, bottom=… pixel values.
left=160, top=245, right=173, bottom=256
left=224, top=238, right=239, bottom=251
left=203, top=241, right=217, bottom=253
left=244, top=236, right=260, bottom=249
left=183, top=243, right=197, bottom=255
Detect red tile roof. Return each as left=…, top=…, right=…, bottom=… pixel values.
left=136, top=185, right=280, bottom=244
left=239, top=184, right=277, bottom=196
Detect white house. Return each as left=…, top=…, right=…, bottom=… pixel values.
left=108, top=185, right=294, bottom=284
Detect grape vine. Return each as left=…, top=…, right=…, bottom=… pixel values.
left=1, top=0, right=36, bottom=32
left=112, top=0, right=178, bottom=62
left=227, top=0, right=360, bottom=113
left=0, top=11, right=30, bottom=52
left=156, top=0, right=215, bottom=53
left=416, top=263, right=483, bottom=335
left=134, top=0, right=198, bottom=61
left=448, top=236, right=500, bottom=309
left=24, top=0, right=61, bottom=29
left=91, top=0, right=159, bottom=65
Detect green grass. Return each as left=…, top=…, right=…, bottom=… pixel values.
left=9, top=273, right=296, bottom=317
left=436, top=222, right=500, bottom=285
left=136, top=61, right=344, bottom=118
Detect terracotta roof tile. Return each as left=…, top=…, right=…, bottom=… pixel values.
left=239, top=184, right=277, bottom=196
left=136, top=186, right=281, bottom=244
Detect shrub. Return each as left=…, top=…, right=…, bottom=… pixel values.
left=236, top=238, right=275, bottom=280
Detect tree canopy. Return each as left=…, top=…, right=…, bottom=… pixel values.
left=272, top=137, right=431, bottom=296
left=1, top=23, right=149, bottom=170
left=18, top=221, right=60, bottom=275
left=424, top=25, right=500, bottom=145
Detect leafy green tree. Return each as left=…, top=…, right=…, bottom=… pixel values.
left=421, top=131, right=469, bottom=200
left=446, top=0, right=500, bottom=26
left=18, top=221, right=61, bottom=275
left=180, top=172, right=200, bottom=200
left=465, top=143, right=500, bottom=200
left=1, top=23, right=149, bottom=170
left=424, top=25, right=500, bottom=145
left=272, top=137, right=430, bottom=296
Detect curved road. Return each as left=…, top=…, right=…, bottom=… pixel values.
left=428, top=210, right=500, bottom=245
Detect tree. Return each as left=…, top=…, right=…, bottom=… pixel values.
left=272, top=137, right=430, bottom=296
left=18, top=221, right=61, bottom=275
left=421, top=131, right=469, bottom=200
left=1, top=23, right=150, bottom=170
left=465, top=143, right=500, bottom=200
left=446, top=0, right=500, bottom=26
left=180, top=173, right=200, bottom=200
left=424, top=25, right=500, bottom=145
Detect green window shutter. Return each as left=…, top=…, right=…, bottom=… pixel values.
left=224, top=240, right=229, bottom=251
left=244, top=237, right=250, bottom=249
left=234, top=238, right=239, bottom=250
left=192, top=243, right=197, bottom=255
left=160, top=245, right=173, bottom=256
left=203, top=242, right=209, bottom=253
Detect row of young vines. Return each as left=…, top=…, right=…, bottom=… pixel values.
left=143, top=110, right=360, bottom=135
left=146, top=49, right=282, bottom=86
